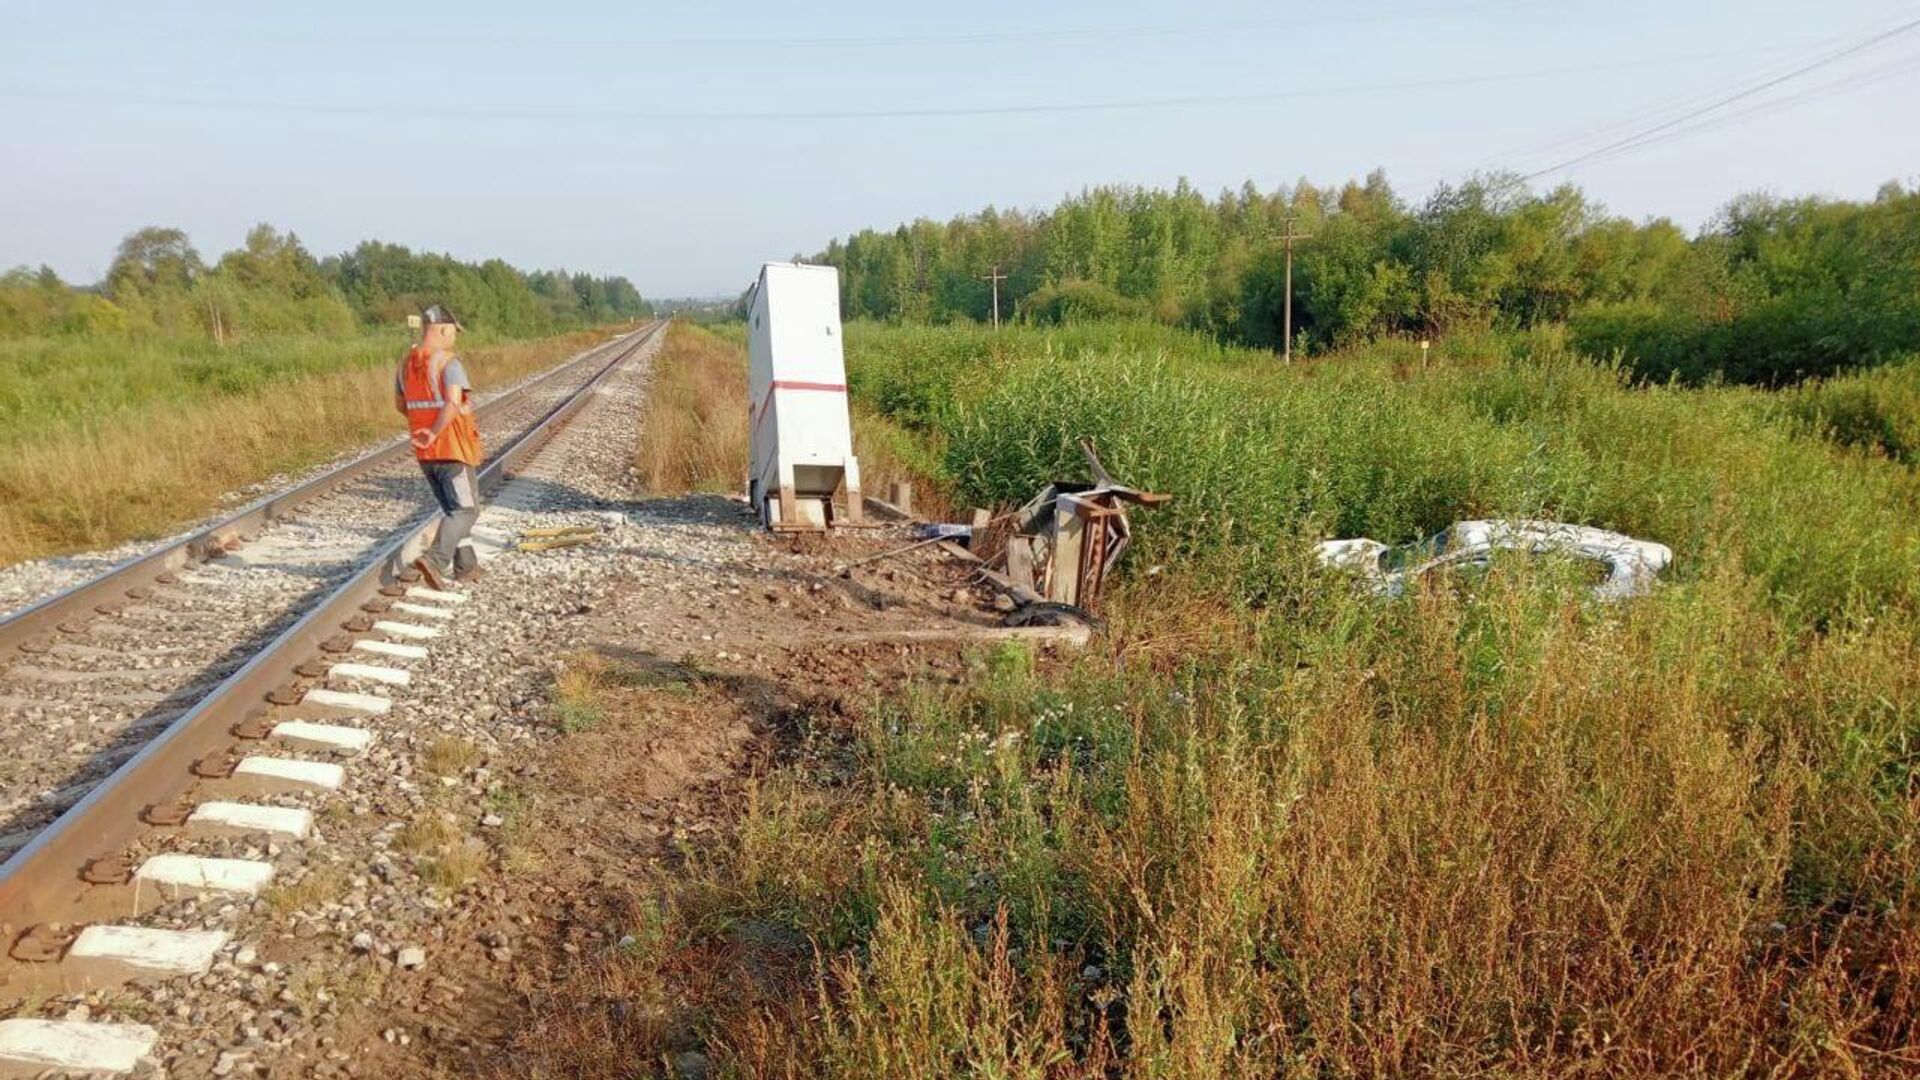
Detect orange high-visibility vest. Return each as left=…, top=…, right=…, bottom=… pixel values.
left=401, top=347, right=482, bottom=465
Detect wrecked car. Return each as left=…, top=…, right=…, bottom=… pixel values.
left=997, top=439, right=1170, bottom=614
left=1315, top=520, right=1672, bottom=601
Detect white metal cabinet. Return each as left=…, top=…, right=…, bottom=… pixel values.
left=746, top=262, right=862, bottom=529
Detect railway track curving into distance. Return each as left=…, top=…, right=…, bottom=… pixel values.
left=0, top=321, right=663, bottom=1067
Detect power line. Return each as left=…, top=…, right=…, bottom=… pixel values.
left=1411, top=9, right=1920, bottom=195
left=1547, top=51, right=1920, bottom=173
left=0, top=42, right=1840, bottom=124
left=175, top=0, right=1544, bottom=52
left=1517, top=14, right=1920, bottom=181
left=1495, top=27, right=1865, bottom=166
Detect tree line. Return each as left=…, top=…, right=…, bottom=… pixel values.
left=807, top=173, right=1920, bottom=384
left=0, top=225, right=653, bottom=343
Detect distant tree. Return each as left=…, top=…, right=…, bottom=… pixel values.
left=107, top=227, right=203, bottom=298
left=3, top=227, right=644, bottom=346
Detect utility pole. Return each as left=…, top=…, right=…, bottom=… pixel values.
left=1281, top=216, right=1312, bottom=364
left=981, top=264, right=1007, bottom=330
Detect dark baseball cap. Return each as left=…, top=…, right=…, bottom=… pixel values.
left=421, top=304, right=463, bottom=329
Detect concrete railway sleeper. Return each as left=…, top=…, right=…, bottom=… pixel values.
left=0, top=321, right=665, bottom=1075
left=0, top=327, right=659, bottom=845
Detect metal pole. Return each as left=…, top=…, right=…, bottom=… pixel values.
left=1283, top=224, right=1294, bottom=364
left=1281, top=217, right=1312, bottom=364
left=982, top=264, right=1007, bottom=330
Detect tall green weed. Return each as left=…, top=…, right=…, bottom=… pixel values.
left=847, top=321, right=1920, bottom=628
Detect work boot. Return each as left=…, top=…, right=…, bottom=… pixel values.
left=454, top=563, right=487, bottom=584
left=411, top=556, right=449, bottom=592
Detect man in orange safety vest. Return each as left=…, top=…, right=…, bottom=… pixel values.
left=396, top=304, right=483, bottom=590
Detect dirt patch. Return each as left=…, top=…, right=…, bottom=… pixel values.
left=283, top=507, right=1069, bottom=1078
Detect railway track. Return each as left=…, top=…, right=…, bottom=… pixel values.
left=0, top=321, right=664, bottom=1074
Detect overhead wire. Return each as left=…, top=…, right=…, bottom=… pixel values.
left=10, top=4, right=1914, bottom=198
left=1514, top=13, right=1920, bottom=181
left=1493, top=27, right=1868, bottom=166
left=1527, top=52, right=1920, bottom=172
left=185, top=0, right=1544, bottom=51
left=0, top=40, right=1854, bottom=123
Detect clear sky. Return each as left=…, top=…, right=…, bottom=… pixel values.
left=2, top=1, right=1916, bottom=298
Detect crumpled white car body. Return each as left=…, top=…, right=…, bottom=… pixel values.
left=1315, top=520, right=1672, bottom=600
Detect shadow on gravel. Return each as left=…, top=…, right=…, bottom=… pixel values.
left=625, top=492, right=760, bottom=527
left=483, top=477, right=757, bottom=524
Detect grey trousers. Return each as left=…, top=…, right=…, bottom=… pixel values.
left=420, top=461, right=480, bottom=571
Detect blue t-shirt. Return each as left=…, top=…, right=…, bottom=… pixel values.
left=397, top=356, right=470, bottom=399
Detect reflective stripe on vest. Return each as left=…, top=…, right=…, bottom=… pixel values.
left=402, top=347, right=482, bottom=465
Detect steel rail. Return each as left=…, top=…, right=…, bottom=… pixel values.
left=0, top=327, right=645, bottom=654
left=0, top=320, right=662, bottom=932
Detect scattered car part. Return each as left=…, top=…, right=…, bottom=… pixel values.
left=996, top=439, right=1170, bottom=614
left=1002, top=601, right=1108, bottom=634
left=1315, top=519, right=1672, bottom=600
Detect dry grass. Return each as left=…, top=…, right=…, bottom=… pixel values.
left=423, top=735, right=482, bottom=777
left=635, top=321, right=749, bottom=494
left=513, top=320, right=1920, bottom=1075
left=619, top=569, right=1920, bottom=1078
left=489, top=782, right=546, bottom=875
left=421, top=841, right=486, bottom=893
left=399, top=812, right=485, bottom=894
left=637, top=321, right=955, bottom=519
left=0, top=328, right=616, bottom=565
left=553, top=655, right=611, bottom=733
left=396, top=813, right=462, bottom=856
left=262, top=860, right=350, bottom=916
left=287, top=957, right=389, bottom=1013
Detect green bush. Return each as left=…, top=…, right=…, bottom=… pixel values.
left=1776, top=358, right=1920, bottom=463
left=813, top=177, right=1920, bottom=386
left=1019, top=280, right=1150, bottom=325
left=847, top=319, right=1920, bottom=630
left=573, top=319, right=1920, bottom=1076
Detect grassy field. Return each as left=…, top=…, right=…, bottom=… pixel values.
left=640, top=322, right=955, bottom=516
left=0, top=327, right=620, bottom=565
left=634, top=322, right=750, bottom=494
left=571, top=320, right=1920, bottom=1076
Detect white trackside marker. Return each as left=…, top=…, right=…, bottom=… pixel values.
left=187, top=801, right=313, bottom=839
left=0, top=1019, right=158, bottom=1075
left=328, top=662, right=411, bottom=686
left=406, top=586, right=468, bottom=605
left=234, top=756, right=345, bottom=791
left=391, top=601, right=455, bottom=620
left=271, top=720, right=374, bottom=755
left=302, top=687, right=391, bottom=715
left=66, top=925, right=229, bottom=981
left=354, top=639, right=428, bottom=660
left=374, top=620, right=441, bottom=640
left=135, top=854, right=275, bottom=897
